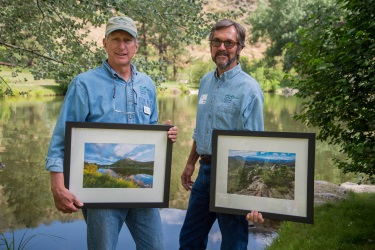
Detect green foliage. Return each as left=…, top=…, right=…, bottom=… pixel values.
left=240, top=57, right=286, bottom=92
left=0, top=230, right=63, bottom=250
left=83, top=163, right=98, bottom=174
left=179, top=83, right=190, bottom=94
left=248, top=0, right=342, bottom=71
left=261, top=165, right=294, bottom=190
left=189, top=60, right=215, bottom=86
left=1, top=0, right=242, bottom=92
left=0, top=76, right=14, bottom=97
left=83, top=163, right=138, bottom=188
left=268, top=192, right=375, bottom=249
left=83, top=172, right=138, bottom=188
left=289, top=0, right=375, bottom=178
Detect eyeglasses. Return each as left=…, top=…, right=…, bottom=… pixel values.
left=210, top=39, right=239, bottom=49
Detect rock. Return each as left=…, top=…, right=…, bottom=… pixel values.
left=282, top=87, right=299, bottom=96
left=251, top=180, right=375, bottom=234
left=314, top=180, right=375, bottom=205
left=314, top=180, right=347, bottom=205
left=340, top=182, right=375, bottom=193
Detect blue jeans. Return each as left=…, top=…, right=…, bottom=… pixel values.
left=179, top=162, right=248, bottom=250
left=82, top=208, right=164, bottom=250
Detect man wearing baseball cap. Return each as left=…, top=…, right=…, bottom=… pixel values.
left=45, top=16, right=178, bottom=250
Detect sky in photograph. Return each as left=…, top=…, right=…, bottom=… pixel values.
left=84, top=143, right=155, bottom=165
left=229, top=150, right=296, bottom=162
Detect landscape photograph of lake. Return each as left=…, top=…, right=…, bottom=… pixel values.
left=83, top=143, right=155, bottom=189
left=227, top=150, right=296, bottom=200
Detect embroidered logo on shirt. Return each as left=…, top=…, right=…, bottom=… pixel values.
left=224, top=94, right=239, bottom=104
left=199, top=94, right=208, bottom=104
left=140, top=86, right=151, bottom=95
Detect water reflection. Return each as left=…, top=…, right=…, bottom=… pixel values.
left=0, top=94, right=357, bottom=249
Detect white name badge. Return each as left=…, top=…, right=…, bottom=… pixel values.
left=143, top=106, right=151, bottom=115
left=199, top=94, right=208, bottom=104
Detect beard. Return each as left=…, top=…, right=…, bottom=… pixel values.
left=213, top=51, right=237, bottom=70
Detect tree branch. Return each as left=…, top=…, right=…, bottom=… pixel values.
left=0, top=42, right=64, bottom=64
left=0, top=75, right=13, bottom=91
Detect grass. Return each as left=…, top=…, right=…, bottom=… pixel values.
left=0, top=67, right=198, bottom=97
left=0, top=66, right=64, bottom=97
left=157, top=81, right=199, bottom=95
left=0, top=230, right=63, bottom=250
left=268, top=192, right=375, bottom=250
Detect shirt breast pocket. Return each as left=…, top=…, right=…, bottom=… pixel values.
left=215, top=105, right=239, bottom=129
left=137, top=97, right=152, bottom=124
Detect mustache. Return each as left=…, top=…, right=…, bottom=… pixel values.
left=215, top=51, right=229, bottom=57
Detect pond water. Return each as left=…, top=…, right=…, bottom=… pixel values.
left=0, top=93, right=357, bottom=249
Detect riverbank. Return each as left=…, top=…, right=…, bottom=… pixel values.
left=269, top=191, right=375, bottom=249
left=2, top=66, right=293, bottom=98
left=261, top=181, right=375, bottom=249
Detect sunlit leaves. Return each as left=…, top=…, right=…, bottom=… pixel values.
left=1, top=0, right=240, bottom=91
left=248, top=0, right=342, bottom=71
left=290, top=0, right=375, bottom=178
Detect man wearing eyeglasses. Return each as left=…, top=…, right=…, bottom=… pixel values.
left=179, top=19, right=264, bottom=249
left=45, top=16, right=178, bottom=250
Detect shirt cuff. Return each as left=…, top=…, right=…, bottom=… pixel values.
left=45, top=157, right=64, bottom=172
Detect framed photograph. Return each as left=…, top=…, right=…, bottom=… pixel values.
left=64, top=122, right=173, bottom=209
left=210, top=130, right=315, bottom=224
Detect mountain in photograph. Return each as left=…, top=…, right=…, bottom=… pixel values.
left=84, top=143, right=155, bottom=166
left=227, top=151, right=296, bottom=200
left=229, top=151, right=296, bottom=168
left=111, top=157, right=154, bottom=169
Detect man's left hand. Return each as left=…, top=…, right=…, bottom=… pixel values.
left=246, top=210, right=264, bottom=223
left=166, top=120, right=178, bottom=143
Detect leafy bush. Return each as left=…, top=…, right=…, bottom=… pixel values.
left=189, top=60, right=215, bottom=87
left=0, top=230, right=62, bottom=250
left=289, top=0, right=375, bottom=178
left=240, top=57, right=287, bottom=92
left=262, top=165, right=294, bottom=189
left=83, top=172, right=138, bottom=188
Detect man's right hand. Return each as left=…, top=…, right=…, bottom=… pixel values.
left=181, top=163, right=195, bottom=191
left=50, top=172, right=83, bottom=213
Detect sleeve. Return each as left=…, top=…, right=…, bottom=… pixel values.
left=45, top=78, right=89, bottom=172
left=242, top=85, right=264, bottom=132
left=149, top=80, right=158, bottom=125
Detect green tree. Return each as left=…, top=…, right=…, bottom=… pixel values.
left=248, top=0, right=341, bottom=71
left=290, top=0, right=375, bottom=179
left=1, top=0, right=241, bottom=92
left=240, top=57, right=286, bottom=92
left=189, top=60, right=215, bottom=86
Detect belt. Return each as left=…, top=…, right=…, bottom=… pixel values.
left=200, top=154, right=212, bottom=164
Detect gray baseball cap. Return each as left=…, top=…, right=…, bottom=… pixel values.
left=105, top=16, right=137, bottom=38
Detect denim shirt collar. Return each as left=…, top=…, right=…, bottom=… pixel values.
left=214, top=63, right=242, bottom=81
left=102, top=60, right=138, bottom=82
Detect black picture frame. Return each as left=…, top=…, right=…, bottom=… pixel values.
left=210, top=130, right=315, bottom=224
left=64, top=122, right=173, bottom=209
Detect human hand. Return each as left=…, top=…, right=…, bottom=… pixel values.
left=165, top=120, right=178, bottom=143
left=246, top=210, right=264, bottom=223
left=181, top=163, right=195, bottom=191
left=50, top=172, right=83, bottom=213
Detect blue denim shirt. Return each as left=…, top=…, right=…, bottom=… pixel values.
left=45, top=60, right=158, bottom=172
left=193, top=63, right=264, bottom=155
